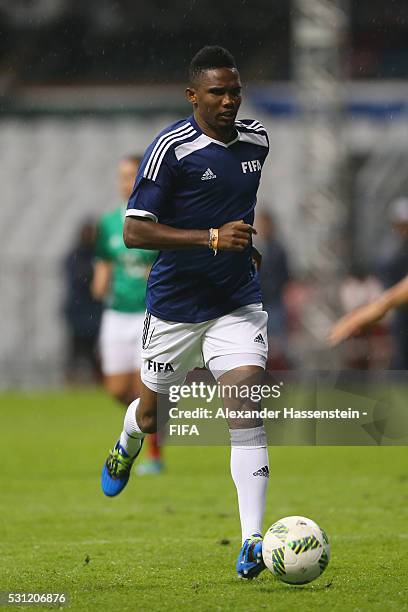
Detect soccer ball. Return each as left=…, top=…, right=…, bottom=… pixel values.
left=262, top=516, right=330, bottom=585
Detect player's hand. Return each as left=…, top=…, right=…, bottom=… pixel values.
left=251, top=246, right=262, bottom=270
left=218, top=220, right=256, bottom=252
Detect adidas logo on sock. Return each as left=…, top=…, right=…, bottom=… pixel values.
left=201, top=168, right=217, bottom=181
left=253, top=333, right=265, bottom=345
left=253, top=465, right=270, bottom=477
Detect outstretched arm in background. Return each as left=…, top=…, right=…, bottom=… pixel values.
left=328, top=275, right=408, bottom=346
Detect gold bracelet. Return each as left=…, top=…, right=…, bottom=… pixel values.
left=208, top=228, right=219, bottom=256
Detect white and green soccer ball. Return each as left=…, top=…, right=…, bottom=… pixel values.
left=262, top=516, right=330, bottom=585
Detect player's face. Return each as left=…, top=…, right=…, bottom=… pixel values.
left=187, top=68, right=242, bottom=134
left=118, top=160, right=139, bottom=202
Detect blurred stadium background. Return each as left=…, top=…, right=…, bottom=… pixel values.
left=1, top=0, right=408, bottom=387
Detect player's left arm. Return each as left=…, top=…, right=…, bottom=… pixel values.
left=252, top=128, right=270, bottom=272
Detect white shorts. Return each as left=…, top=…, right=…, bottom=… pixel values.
left=99, top=310, right=145, bottom=375
left=141, top=303, right=268, bottom=394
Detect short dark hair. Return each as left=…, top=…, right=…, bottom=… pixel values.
left=189, top=46, right=237, bottom=84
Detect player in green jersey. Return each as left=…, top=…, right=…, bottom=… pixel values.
left=92, top=155, right=163, bottom=474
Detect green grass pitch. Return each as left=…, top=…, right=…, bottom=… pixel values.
left=1, top=389, right=407, bottom=611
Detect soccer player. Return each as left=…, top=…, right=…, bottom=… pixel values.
left=101, top=46, right=270, bottom=579
left=328, top=275, right=408, bottom=346
left=92, top=155, right=163, bottom=474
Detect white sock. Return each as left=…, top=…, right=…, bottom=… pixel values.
left=230, top=426, right=269, bottom=543
left=119, top=399, right=145, bottom=457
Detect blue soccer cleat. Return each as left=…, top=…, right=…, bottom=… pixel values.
left=236, top=534, right=266, bottom=579
left=101, top=439, right=143, bottom=497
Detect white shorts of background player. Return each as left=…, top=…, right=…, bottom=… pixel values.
left=99, top=310, right=146, bottom=375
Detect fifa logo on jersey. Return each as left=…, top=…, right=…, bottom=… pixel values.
left=147, top=360, right=175, bottom=373
left=241, top=160, right=262, bottom=173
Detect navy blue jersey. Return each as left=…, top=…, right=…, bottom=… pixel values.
left=126, top=114, right=269, bottom=323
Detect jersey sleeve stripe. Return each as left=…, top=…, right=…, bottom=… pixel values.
left=235, top=119, right=266, bottom=133
left=150, top=130, right=197, bottom=181
left=174, top=134, right=211, bottom=160
left=246, top=120, right=265, bottom=131
left=125, top=209, right=158, bottom=223
left=143, top=123, right=194, bottom=179
left=144, top=122, right=191, bottom=177
left=236, top=125, right=267, bottom=134
left=238, top=132, right=269, bottom=148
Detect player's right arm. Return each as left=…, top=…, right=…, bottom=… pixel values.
left=124, top=128, right=255, bottom=253
left=92, top=215, right=113, bottom=300
left=328, top=275, right=408, bottom=346
left=123, top=217, right=255, bottom=252
left=91, top=260, right=112, bottom=300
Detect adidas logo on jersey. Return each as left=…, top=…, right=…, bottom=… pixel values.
left=253, top=465, right=269, bottom=477
left=201, top=168, right=217, bottom=181
left=254, top=333, right=265, bottom=345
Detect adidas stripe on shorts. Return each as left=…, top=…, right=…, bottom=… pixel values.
left=141, top=303, right=268, bottom=394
